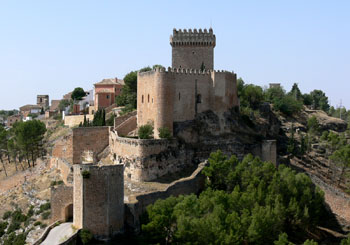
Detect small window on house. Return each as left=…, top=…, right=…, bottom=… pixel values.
left=107, top=95, right=110, bottom=99
left=152, top=98, right=153, bottom=103
left=196, top=94, right=202, bottom=103
left=142, top=95, right=144, bottom=103
left=148, top=94, right=150, bottom=103
left=179, top=93, right=181, bottom=100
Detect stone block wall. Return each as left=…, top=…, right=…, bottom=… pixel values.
left=115, top=115, right=137, bottom=136
left=125, top=161, right=207, bottom=231
left=72, top=127, right=110, bottom=164
left=52, top=134, right=73, bottom=164
left=50, top=185, right=73, bottom=223
left=73, top=164, right=124, bottom=238
left=110, top=131, right=190, bottom=181
left=49, top=157, right=73, bottom=185
left=64, top=115, right=94, bottom=128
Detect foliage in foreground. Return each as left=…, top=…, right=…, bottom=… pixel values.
left=141, top=151, right=327, bottom=244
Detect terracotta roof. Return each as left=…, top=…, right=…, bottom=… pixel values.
left=19, top=104, right=42, bottom=111
left=94, top=78, right=124, bottom=86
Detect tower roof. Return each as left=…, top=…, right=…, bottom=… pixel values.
left=170, top=28, right=216, bottom=47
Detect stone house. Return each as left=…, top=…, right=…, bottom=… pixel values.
left=6, top=114, right=22, bottom=127
left=19, top=104, right=42, bottom=118
left=94, top=78, right=124, bottom=111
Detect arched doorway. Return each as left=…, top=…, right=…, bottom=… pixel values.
left=64, top=203, right=73, bottom=222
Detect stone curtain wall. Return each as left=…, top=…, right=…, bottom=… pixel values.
left=73, top=164, right=124, bottom=237
left=52, top=134, right=74, bottom=164
left=114, top=111, right=137, bottom=128
left=110, top=131, right=190, bottom=181
left=72, top=127, right=110, bottom=164
left=50, top=185, right=73, bottom=223
left=49, top=157, right=73, bottom=185
left=115, top=115, right=137, bottom=136
left=64, top=115, right=94, bottom=128
left=125, top=161, right=207, bottom=231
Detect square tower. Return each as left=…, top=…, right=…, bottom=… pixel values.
left=170, top=28, right=215, bottom=70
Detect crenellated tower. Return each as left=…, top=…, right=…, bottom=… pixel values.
left=170, top=28, right=216, bottom=70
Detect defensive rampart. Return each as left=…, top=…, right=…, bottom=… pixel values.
left=125, top=161, right=207, bottom=231
left=110, top=131, right=191, bottom=181
left=64, top=114, right=94, bottom=128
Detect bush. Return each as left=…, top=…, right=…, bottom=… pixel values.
left=40, top=223, right=48, bottom=229
left=2, top=211, right=12, bottom=220
left=27, top=205, right=34, bottom=218
left=39, top=203, right=51, bottom=213
left=307, top=116, right=320, bottom=134
left=273, top=95, right=303, bottom=116
left=80, top=229, right=93, bottom=244
left=6, top=221, right=20, bottom=234
left=158, top=127, right=171, bottom=139
left=138, top=124, right=153, bottom=139
left=11, top=209, right=27, bottom=223
left=81, top=170, right=90, bottom=179
left=0, top=221, right=8, bottom=237
left=41, top=211, right=51, bottom=220
left=34, top=221, right=42, bottom=226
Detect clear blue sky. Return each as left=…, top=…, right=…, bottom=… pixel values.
left=0, top=1, right=349, bottom=110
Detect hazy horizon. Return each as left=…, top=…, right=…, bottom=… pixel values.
left=0, top=1, right=349, bottom=110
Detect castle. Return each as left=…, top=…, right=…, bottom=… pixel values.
left=137, top=28, right=239, bottom=137
left=48, top=28, right=276, bottom=242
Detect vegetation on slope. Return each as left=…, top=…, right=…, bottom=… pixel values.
left=140, top=151, right=329, bottom=244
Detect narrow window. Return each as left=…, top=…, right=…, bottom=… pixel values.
left=152, top=98, right=153, bottom=103
left=142, top=95, right=144, bottom=103
left=148, top=94, right=150, bottom=103
left=179, top=93, right=181, bottom=100
left=196, top=94, right=202, bottom=103
left=107, top=95, right=110, bottom=99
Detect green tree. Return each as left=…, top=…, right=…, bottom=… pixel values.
left=307, top=116, right=320, bottom=134
left=0, top=125, right=8, bottom=176
left=288, top=83, right=302, bottom=101
left=330, top=145, right=350, bottom=186
left=241, top=84, right=264, bottom=110
left=309, top=90, right=330, bottom=112
left=13, top=120, right=46, bottom=167
left=265, top=86, right=286, bottom=103
left=71, top=87, right=86, bottom=101
left=58, top=99, right=70, bottom=112
left=273, top=95, right=303, bottom=116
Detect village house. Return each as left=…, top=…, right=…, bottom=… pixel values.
left=94, top=78, right=124, bottom=111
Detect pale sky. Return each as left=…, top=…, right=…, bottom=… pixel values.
left=0, top=1, right=349, bottom=110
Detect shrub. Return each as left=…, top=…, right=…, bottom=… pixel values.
left=0, top=221, right=8, bottom=237
left=307, top=116, right=320, bottom=134
left=6, top=221, right=20, bottom=234
left=2, top=211, right=12, bottom=220
left=81, top=170, right=90, bottom=179
left=273, top=95, right=303, bottom=116
left=40, top=223, right=48, bottom=229
left=138, top=124, right=153, bottom=139
left=80, top=229, right=93, bottom=244
left=50, top=180, right=57, bottom=186
left=158, top=127, right=172, bottom=139
left=39, top=203, right=51, bottom=213
left=27, top=205, right=34, bottom=218
left=41, top=211, right=51, bottom=220
left=11, top=209, right=27, bottom=223
left=34, top=221, right=42, bottom=226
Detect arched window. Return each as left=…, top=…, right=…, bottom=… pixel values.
left=196, top=94, right=202, bottom=103
left=148, top=94, right=150, bottom=103
left=142, top=95, right=144, bottom=103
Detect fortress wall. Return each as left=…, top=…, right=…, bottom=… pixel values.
left=110, top=131, right=190, bottom=181
left=115, top=115, right=137, bottom=136
left=73, top=164, right=124, bottom=237
left=51, top=185, right=73, bottom=223
left=72, top=127, right=110, bottom=164
left=114, top=111, right=137, bottom=128
left=49, top=157, right=73, bottom=185
left=125, top=161, right=207, bottom=231
left=64, top=115, right=94, bottom=128
left=211, top=71, right=238, bottom=112
left=52, top=134, right=73, bottom=164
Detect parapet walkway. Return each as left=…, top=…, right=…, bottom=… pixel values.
left=41, top=222, right=74, bottom=245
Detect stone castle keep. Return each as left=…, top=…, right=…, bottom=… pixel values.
left=138, top=28, right=239, bottom=137
left=49, top=28, right=277, bottom=241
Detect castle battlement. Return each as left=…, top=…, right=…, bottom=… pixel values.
left=139, top=67, right=235, bottom=77
left=170, top=28, right=216, bottom=47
